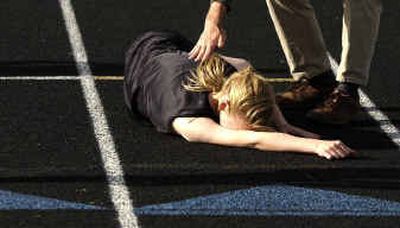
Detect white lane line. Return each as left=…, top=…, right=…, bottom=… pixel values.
left=0, top=76, right=80, bottom=80
left=328, top=54, right=400, bottom=146
left=58, top=0, right=139, bottom=227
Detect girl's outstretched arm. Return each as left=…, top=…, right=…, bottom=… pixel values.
left=172, top=117, right=355, bottom=160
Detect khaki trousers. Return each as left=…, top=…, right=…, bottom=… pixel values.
left=266, top=0, right=382, bottom=86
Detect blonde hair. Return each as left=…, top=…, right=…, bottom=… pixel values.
left=184, top=54, right=275, bottom=131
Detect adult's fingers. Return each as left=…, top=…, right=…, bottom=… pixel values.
left=189, top=44, right=201, bottom=60
left=194, top=45, right=207, bottom=62
left=217, top=31, right=226, bottom=48
left=202, top=44, right=216, bottom=62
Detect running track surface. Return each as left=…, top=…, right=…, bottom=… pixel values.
left=1, top=0, right=400, bottom=227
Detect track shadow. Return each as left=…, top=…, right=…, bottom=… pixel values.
left=281, top=108, right=398, bottom=151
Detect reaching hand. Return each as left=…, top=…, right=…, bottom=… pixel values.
left=314, top=140, right=356, bottom=160
left=188, top=21, right=226, bottom=62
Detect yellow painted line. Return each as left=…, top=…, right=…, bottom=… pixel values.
left=93, top=75, right=295, bottom=82
left=94, top=76, right=124, bottom=80
left=265, top=78, right=295, bottom=82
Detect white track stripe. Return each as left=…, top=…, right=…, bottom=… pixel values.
left=328, top=55, right=400, bottom=146
left=0, top=76, right=80, bottom=80
left=59, top=0, right=139, bottom=227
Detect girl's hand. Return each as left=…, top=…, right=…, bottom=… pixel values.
left=314, top=140, right=356, bottom=160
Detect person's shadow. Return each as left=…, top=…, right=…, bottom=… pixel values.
left=281, top=107, right=397, bottom=152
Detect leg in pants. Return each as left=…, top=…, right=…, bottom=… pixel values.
left=266, top=0, right=382, bottom=86
left=265, top=0, right=331, bottom=81
left=337, top=0, right=382, bottom=86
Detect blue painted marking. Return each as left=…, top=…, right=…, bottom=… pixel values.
left=134, top=185, right=400, bottom=216
left=0, top=190, right=105, bottom=210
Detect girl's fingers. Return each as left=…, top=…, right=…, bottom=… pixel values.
left=338, top=143, right=356, bottom=156
left=328, top=144, right=343, bottom=158
left=317, top=141, right=356, bottom=160
left=323, top=152, right=333, bottom=160
left=320, top=145, right=343, bottom=160
left=327, top=148, right=342, bottom=159
left=342, top=143, right=356, bottom=154
left=331, top=142, right=356, bottom=159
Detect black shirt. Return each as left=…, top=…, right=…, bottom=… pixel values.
left=123, top=31, right=235, bottom=133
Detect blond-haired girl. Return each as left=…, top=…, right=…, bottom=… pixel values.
left=124, top=31, right=355, bottom=160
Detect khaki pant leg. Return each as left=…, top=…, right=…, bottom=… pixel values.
left=337, top=0, right=382, bottom=86
left=266, top=0, right=331, bottom=80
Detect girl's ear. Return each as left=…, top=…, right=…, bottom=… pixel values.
left=219, top=102, right=227, bottom=111
left=218, top=96, right=230, bottom=111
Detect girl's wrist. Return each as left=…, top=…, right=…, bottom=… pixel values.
left=296, top=137, right=321, bottom=154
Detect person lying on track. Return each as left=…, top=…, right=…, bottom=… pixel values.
left=123, top=31, right=355, bottom=160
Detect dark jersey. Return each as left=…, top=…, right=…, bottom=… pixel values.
left=123, top=31, right=235, bottom=133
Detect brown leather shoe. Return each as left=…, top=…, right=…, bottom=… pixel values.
left=276, top=78, right=335, bottom=109
left=306, top=89, right=361, bottom=124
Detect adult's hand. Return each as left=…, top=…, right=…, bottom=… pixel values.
left=189, top=22, right=226, bottom=62
left=189, top=1, right=227, bottom=62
